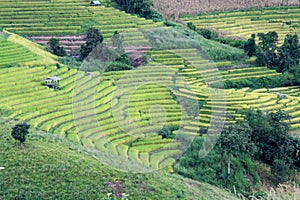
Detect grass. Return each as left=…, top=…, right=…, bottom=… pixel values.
left=0, top=117, right=239, bottom=200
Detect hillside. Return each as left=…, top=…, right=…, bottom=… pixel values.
left=153, top=0, right=300, bottom=18
left=0, top=0, right=299, bottom=198
left=180, top=6, right=300, bottom=44
left=0, top=30, right=58, bottom=67
left=0, top=30, right=299, bottom=173
left=0, top=0, right=162, bottom=54
left=0, top=116, right=238, bottom=200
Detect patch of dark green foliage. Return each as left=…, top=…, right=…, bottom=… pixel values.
left=158, top=124, right=179, bottom=139
left=187, top=22, right=245, bottom=49
left=174, top=109, right=300, bottom=198
left=115, top=0, right=163, bottom=22
left=47, top=38, right=66, bottom=57
left=11, top=122, right=30, bottom=144
left=244, top=32, right=300, bottom=86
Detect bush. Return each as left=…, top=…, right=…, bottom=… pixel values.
left=174, top=136, right=259, bottom=195
left=215, top=37, right=245, bottom=49
left=196, top=28, right=217, bottom=40
left=145, top=9, right=164, bottom=22
left=158, top=124, right=179, bottom=139
left=187, top=22, right=196, bottom=31
left=11, top=122, right=30, bottom=144
left=244, top=34, right=256, bottom=57
left=79, top=28, right=103, bottom=61
left=186, top=22, right=245, bottom=49
left=105, top=62, right=133, bottom=72
left=271, top=159, right=290, bottom=184
left=164, top=21, right=177, bottom=27
left=47, top=38, right=66, bottom=57
left=220, top=74, right=290, bottom=89
left=116, top=0, right=160, bottom=21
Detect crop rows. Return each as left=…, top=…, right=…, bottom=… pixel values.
left=0, top=36, right=40, bottom=67
left=180, top=7, right=300, bottom=44
left=0, top=0, right=163, bottom=51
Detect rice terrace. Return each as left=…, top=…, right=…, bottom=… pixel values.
left=0, top=0, right=300, bottom=199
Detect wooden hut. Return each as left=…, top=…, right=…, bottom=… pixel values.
left=44, top=76, right=62, bottom=90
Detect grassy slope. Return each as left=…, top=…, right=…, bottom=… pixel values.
left=4, top=30, right=58, bottom=66
left=0, top=30, right=58, bottom=67
left=0, top=117, right=238, bottom=200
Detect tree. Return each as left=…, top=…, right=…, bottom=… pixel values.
left=79, top=28, right=103, bottom=61
left=116, top=0, right=153, bottom=18
left=158, top=126, right=172, bottom=139
left=245, top=109, right=296, bottom=183
left=111, top=31, right=131, bottom=66
left=244, top=34, right=256, bottom=57
left=80, top=31, right=134, bottom=72
left=217, top=123, right=254, bottom=174
left=278, top=34, right=300, bottom=73
left=47, top=38, right=66, bottom=57
left=11, top=122, right=30, bottom=144
left=255, top=31, right=279, bottom=68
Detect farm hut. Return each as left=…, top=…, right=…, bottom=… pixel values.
left=44, top=76, right=62, bottom=90
left=90, top=1, right=101, bottom=6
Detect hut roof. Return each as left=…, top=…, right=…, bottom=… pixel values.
left=45, top=76, right=62, bottom=81
left=90, top=1, right=101, bottom=5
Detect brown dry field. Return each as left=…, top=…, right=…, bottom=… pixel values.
left=153, top=0, right=300, bottom=19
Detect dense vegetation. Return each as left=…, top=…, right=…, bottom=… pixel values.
left=187, top=22, right=246, bottom=49
left=115, top=0, right=163, bottom=22
left=47, top=38, right=67, bottom=57
left=211, top=31, right=300, bottom=90
left=175, top=109, right=300, bottom=198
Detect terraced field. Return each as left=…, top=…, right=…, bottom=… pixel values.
left=0, top=0, right=163, bottom=54
left=153, top=48, right=300, bottom=130
left=0, top=61, right=189, bottom=171
left=1, top=2, right=300, bottom=171
left=0, top=31, right=58, bottom=67
left=180, top=7, right=300, bottom=43
left=1, top=43, right=300, bottom=171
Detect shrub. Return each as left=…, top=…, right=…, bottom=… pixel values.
left=244, top=34, right=256, bottom=57
left=11, top=122, right=30, bottom=144
left=196, top=28, right=217, bottom=40
left=187, top=22, right=196, bottom=31
left=271, top=159, right=290, bottom=184
left=105, top=62, right=133, bottom=72
left=47, top=38, right=66, bottom=57
left=115, top=0, right=162, bottom=21
left=220, top=75, right=290, bottom=89
left=79, top=28, right=103, bottom=61
left=164, top=21, right=177, bottom=27
left=145, top=9, right=164, bottom=22
left=158, top=124, right=179, bottom=139
left=215, top=37, right=245, bottom=49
